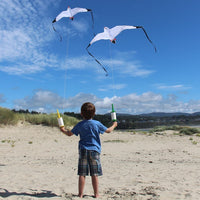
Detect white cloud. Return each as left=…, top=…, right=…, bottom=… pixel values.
left=0, top=94, right=6, bottom=103
left=71, top=19, right=89, bottom=33
left=103, top=53, right=154, bottom=77
left=99, top=84, right=126, bottom=92
left=14, top=90, right=64, bottom=112
left=156, top=84, right=191, bottom=91
left=13, top=90, right=200, bottom=114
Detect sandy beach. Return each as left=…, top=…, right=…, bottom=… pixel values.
left=0, top=123, right=200, bottom=200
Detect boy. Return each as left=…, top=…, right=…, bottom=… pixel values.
left=60, top=102, right=117, bottom=198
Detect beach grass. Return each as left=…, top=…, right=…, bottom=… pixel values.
left=0, top=107, right=19, bottom=125
left=150, top=125, right=200, bottom=135
left=0, top=107, right=79, bottom=127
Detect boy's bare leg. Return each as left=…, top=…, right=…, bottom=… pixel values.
left=91, top=175, right=99, bottom=198
left=78, top=175, right=85, bottom=198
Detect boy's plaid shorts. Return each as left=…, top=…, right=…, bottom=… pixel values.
left=78, top=149, right=103, bottom=176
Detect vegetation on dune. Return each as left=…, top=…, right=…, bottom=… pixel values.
left=0, top=107, right=19, bottom=125
left=150, top=125, right=200, bottom=135
left=1, top=107, right=200, bottom=136
left=0, top=107, right=79, bottom=127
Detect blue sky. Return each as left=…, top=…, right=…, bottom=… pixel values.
left=0, top=0, right=200, bottom=114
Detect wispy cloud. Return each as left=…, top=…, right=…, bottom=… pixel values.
left=103, top=51, right=154, bottom=77
left=99, top=84, right=127, bottom=92
left=0, top=94, right=6, bottom=103
left=0, top=0, right=89, bottom=76
left=156, top=84, right=191, bottom=91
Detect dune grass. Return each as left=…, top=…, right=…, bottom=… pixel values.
left=0, top=107, right=19, bottom=125
left=0, top=107, right=79, bottom=127
left=150, top=125, right=200, bottom=135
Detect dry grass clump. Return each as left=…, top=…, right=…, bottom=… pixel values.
left=0, top=107, right=19, bottom=125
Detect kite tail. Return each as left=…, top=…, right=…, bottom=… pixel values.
left=137, top=26, right=157, bottom=52
left=86, top=44, right=108, bottom=76
left=87, top=9, right=95, bottom=36
left=52, top=23, right=62, bottom=42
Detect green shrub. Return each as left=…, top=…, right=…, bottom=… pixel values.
left=179, top=127, right=200, bottom=135
left=150, top=126, right=167, bottom=133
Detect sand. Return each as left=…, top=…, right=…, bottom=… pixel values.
left=0, top=123, right=200, bottom=200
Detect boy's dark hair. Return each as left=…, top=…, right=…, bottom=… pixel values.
left=81, top=102, right=95, bottom=120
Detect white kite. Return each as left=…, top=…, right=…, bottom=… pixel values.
left=52, top=6, right=95, bottom=41
left=86, top=25, right=157, bottom=75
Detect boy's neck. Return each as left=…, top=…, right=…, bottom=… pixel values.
left=83, top=118, right=93, bottom=120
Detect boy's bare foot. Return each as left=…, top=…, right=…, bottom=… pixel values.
left=78, top=194, right=83, bottom=198
left=94, top=194, right=100, bottom=198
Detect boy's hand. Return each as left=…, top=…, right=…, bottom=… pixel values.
left=60, top=127, right=73, bottom=136
left=105, top=121, right=118, bottom=133
left=60, top=127, right=65, bottom=132
left=113, top=121, right=118, bottom=128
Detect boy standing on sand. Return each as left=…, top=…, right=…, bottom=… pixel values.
left=60, top=102, right=117, bottom=198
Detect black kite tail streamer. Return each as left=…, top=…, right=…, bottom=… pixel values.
left=86, top=44, right=108, bottom=76
left=87, top=9, right=95, bottom=36
left=52, top=22, right=62, bottom=42
left=136, top=26, right=157, bottom=52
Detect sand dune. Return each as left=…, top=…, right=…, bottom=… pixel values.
left=0, top=124, right=200, bottom=199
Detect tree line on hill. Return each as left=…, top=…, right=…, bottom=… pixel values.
left=12, top=109, right=41, bottom=115
left=11, top=109, right=200, bottom=129
left=64, top=112, right=200, bottom=129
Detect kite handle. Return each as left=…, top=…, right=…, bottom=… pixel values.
left=111, top=104, right=117, bottom=122
left=57, top=109, right=64, bottom=128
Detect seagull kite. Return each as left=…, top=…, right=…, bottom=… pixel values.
left=52, top=6, right=95, bottom=41
left=86, top=25, right=157, bottom=75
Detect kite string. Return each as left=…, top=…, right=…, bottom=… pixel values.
left=108, top=42, right=116, bottom=98
left=63, top=35, right=70, bottom=113
left=108, top=43, right=119, bottom=140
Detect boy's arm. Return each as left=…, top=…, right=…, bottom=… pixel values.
left=105, top=121, right=118, bottom=133
left=60, top=127, right=73, bottom=136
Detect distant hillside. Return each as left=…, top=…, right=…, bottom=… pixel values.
left=113, top=112, right=200, bottom=117
left=103, top=111, right=200, bottom=129
left=139, top=112, right=191, bottom=117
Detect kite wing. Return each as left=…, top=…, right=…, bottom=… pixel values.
left=53, top=10, right=70, bottom=22
left=70, top=7, right=89, bottom=16
left=109, top=25, right=137, bottom=40
left=86, top=31, right=109, bottom=76
left=71, top=8, right=95, bottom=36
left=52, top=10, right=70, bottom=41
left=89, top=32, right=110, bottom=45
left=109, top=25, right=157, bottom=52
